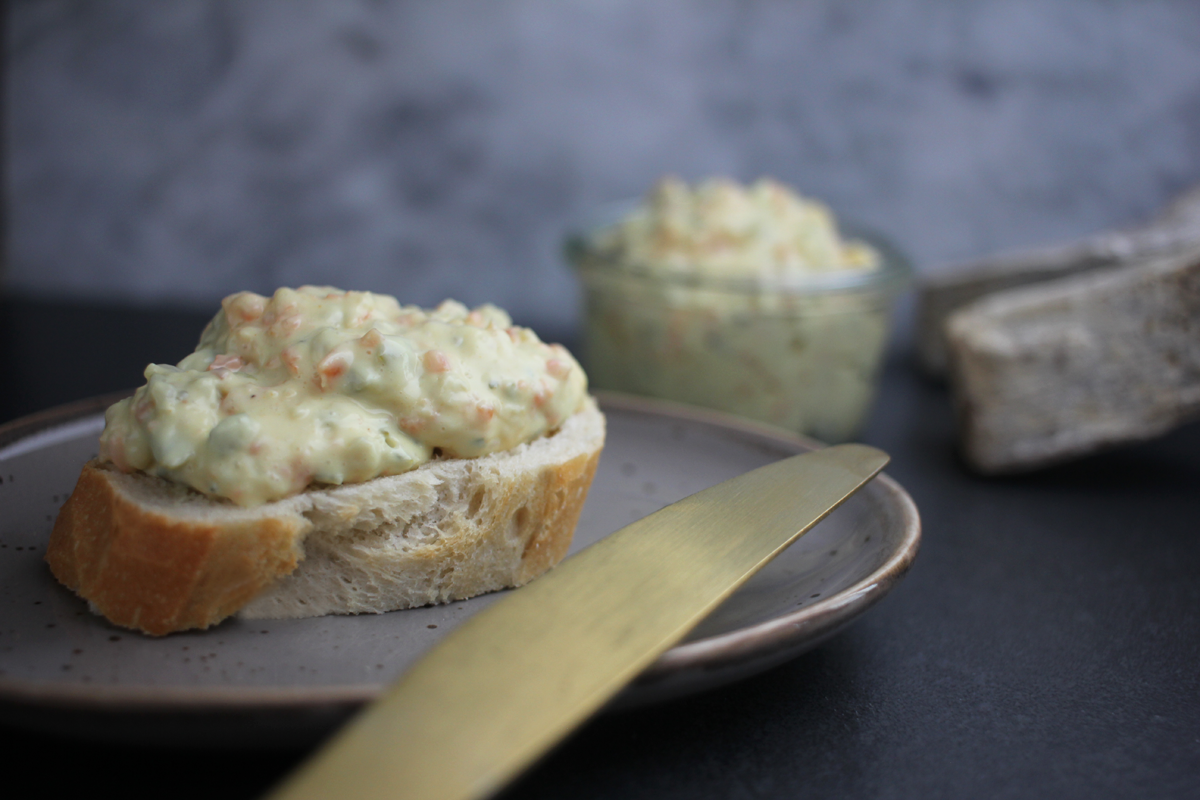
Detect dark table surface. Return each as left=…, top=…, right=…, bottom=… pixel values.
left=1, top=296, right=1198, bottom=799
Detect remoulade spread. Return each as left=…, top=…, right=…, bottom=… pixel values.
left=100, top=287, right=588, bottom=506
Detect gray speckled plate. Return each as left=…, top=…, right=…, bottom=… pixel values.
left=0, top=393, right=919, bottom=747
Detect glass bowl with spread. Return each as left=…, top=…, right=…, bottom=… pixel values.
left=566, top=177, right=911, bottom=443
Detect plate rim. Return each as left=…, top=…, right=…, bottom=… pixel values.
left=0, top=392, right=920, bottom=713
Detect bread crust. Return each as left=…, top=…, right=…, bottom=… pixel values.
left=46, top=401, right=605, bottom=635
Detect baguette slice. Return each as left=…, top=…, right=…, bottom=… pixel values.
left=47, top=399, right=605, bottom=636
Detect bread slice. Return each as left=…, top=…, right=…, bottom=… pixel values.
left=47, top=399, right=605, bottom=636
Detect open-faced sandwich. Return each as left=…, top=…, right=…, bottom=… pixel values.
left=46, top=287, right=605, bottom=635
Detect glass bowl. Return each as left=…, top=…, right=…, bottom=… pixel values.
left=566, top=216, right=912, bottom=443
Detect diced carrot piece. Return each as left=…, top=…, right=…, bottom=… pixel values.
left=424, top=349, right=450, bottom=373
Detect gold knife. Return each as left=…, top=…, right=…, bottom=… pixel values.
left=267, top=443, right=889, bottom=800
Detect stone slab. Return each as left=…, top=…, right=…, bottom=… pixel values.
left=945, top=248, right=1200, bottom=474
left=917, top=186, right=1200, bottom=376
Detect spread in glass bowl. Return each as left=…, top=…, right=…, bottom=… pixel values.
left=568, top=177, right=909, bottom=443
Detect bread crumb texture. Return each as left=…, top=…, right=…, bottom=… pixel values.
left=46, top=400, right=605, bottom=635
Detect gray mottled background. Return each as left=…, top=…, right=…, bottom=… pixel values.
left=6, top=0, right=1200, bottom=333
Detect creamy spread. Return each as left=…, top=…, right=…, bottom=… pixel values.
left=100, top=287, right=588, bottom=506
left=593, top=176, right=878, bottom=279
left=574, top=177, right=903, bottom=443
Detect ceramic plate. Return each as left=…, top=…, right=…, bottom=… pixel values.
left=0, top=393, right=920, bottom=747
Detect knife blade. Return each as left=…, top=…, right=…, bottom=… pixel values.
left=267, top=443, right=889, bottom=800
